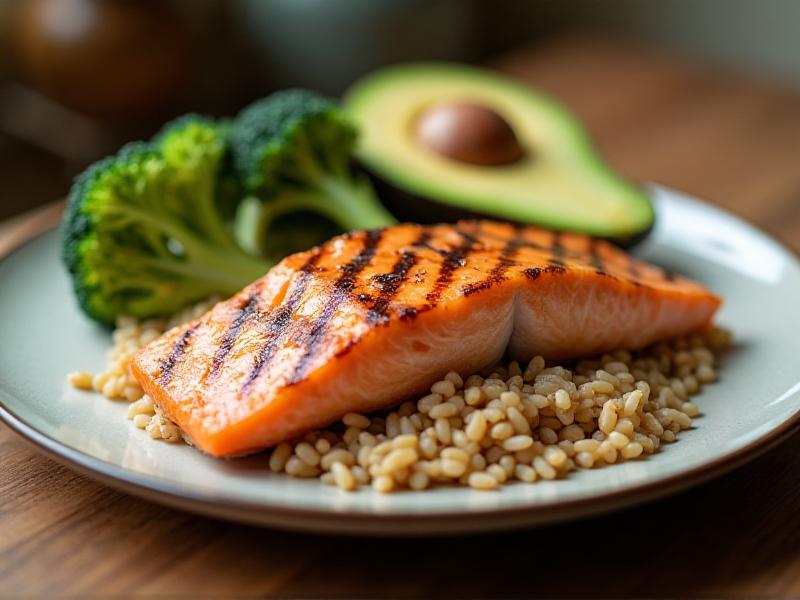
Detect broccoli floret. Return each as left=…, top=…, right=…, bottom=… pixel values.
left=62, top=116, right=269, bottom=325
left=230, top=89, right=396, bottom=256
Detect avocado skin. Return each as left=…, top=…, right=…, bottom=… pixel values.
left=365, top=168, right=654, bottom=249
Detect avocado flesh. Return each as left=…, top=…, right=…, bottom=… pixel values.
left=344, top=63, right=654, bottom=239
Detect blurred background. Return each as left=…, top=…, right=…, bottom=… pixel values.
left=2, top=0, right=799, bottom=222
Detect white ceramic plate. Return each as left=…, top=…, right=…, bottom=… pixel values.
left=2, top=186, right=799, bottom=535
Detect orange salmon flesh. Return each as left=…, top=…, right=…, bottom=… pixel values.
left=131, top=221, right=721, bottom=457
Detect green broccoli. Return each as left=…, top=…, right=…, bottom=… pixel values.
left=62, top=116, right=269, bottom=325
left=230, top=89, right=396, bottom=257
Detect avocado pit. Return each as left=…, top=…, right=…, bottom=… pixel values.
left=415, top=101, right=524, bottom=166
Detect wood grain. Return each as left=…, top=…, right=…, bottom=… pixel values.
left=3, top=34, right=800, bottom=597
left=0, top=200, right=64, bottom=258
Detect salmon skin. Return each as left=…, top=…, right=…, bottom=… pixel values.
left=131, top=221, right=721, bottom=457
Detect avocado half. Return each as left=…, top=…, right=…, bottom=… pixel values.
left=344, top=63, right=654, bottom=241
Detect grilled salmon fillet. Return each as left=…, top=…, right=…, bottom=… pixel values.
left=131, top=221, right=721, bottom=457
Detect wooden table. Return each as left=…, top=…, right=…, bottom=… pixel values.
left=3, top=35, right=800, bottom=597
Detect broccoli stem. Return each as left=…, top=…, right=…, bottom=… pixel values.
left=123, top=281, right=219, bottom=320
left=195, top=184, right=243, bottom=252
left=111, top=204, right=269, bottom=286
left=176, top=231, right=268, bottom=284
left=199, top=197, right=238, bottom=250
left=285, top=133, right=396, bottom=231
left=315, top=173, right=397, bottom=230
left=253, top=174, right=395, bottom=237
left=138, top=255, right=263, bottom=293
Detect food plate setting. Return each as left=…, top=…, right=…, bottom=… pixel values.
left=2, top=185, right=799, bottom=535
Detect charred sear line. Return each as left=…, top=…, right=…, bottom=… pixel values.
left=410, top=229, right=451, bottom=258
left=240, top=252, right=321, bottom=393
left=366, top=229, right=429, bottom=324
left=523, top=267, right=542, bottom=280
left=334, top=229, right=383, bottom=292
left=287, top=229, right=383, bottom=386
left=460, top=280, right=494, bottom=297
left=523, top=264, right=565, bottom=281
left=207, top=292, right=260, bottom=380
left=589, top=238, right=606, bottom=276
left=157, top=323, right=199, bottom=385
left=548, top=231, right=566, bottom=268
left=461, top=238, right=521, bottom=297
left=411, top=229, right=432, bottom=250
left=398, top=306, right=419, bottom=321
left=477, top=227, right=594, bottom=263
left=241, top=306, right=293, bottom=393
left=412, top=239, right=444, bottom=256
left=627, top=256, right=643, bottom=286
left=425, top=228, right=478, bottom=306
left=480, top=229, right=548, bottom=252
left=367, top=251, right=419, bottom=324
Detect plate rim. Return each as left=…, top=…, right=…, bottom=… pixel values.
left=3, top=393, right=799, bottom=534
left=2, top=188, right=800, bottom=534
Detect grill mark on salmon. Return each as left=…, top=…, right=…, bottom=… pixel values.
left=462, top=237, right=522, bottom=297
left=207, top=292, right=260, bottom=381
left=411, top=237, right=445, bottom=257
left=473, top=226, right=603, bottom=266
left=589, top=238, right=606, bottom=276
left=424, top=228, right=478, bottom=307
left=398, top=306, right=419, bottom=321
left=549, top=231, right=566, bottom=268
left=287, top=229, right=383, bottom=385
left=526, top=264, right=565, bottom=279
left=367, top=230, right=429, bottom=325
left=241, top=252, right=321, bottom=393
left=627, top=255, right=642, bottom=286
left=357, top=293, right=374, bottom=304
left=366, top=251, right=419, bottom=323
left=157, top=323, right=199, bottom=385
left=335, top=231, right=432, bottom=357
left=523, top=267, right=542, bottom=280
left=478, top=227, right=548, bottom=253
